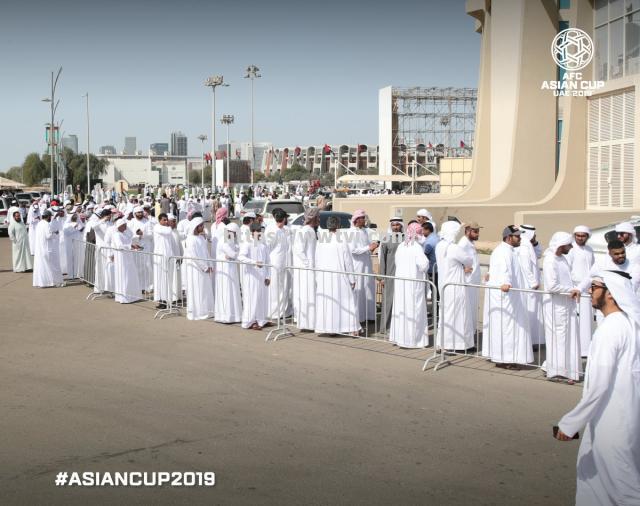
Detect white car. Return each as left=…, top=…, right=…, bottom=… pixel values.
left=244, top=199, right=305, bottom=228
left=588, top=216, right=640, bottom=260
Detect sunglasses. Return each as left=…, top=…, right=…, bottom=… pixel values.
left=590, top=283, right=607, bottom=291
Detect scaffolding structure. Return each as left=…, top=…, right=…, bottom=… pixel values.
left=391, top=87, right=477, bottom=178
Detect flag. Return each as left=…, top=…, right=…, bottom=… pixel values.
left=428, top=142, right=433, bottom=148
left=323, top=144, right=332, bottom=155
left=460, top=140, right=466, bottom=148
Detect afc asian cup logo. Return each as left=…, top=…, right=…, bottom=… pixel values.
left=551, top=28, right=594, bottom=71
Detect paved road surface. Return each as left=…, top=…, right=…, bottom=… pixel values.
left=0, top=236, right=580, bottom=505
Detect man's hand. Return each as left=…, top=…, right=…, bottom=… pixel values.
left=484, top=273, right=490, bottom=282
left=265, top=279, right=271, bottom=286
left=464, top=267, right=473, bottom=274
left=500, top=284, right=511, bottom=293
left=570, top=289, right=581, bottom=300
left=369, top=242, right=379, bottom=252
left=554, top=428, right=573, bottom=441
left=136, top=230, right=143, bottom=236
left=351, top=282, right=356, bottom=290
left=532, top=284, right=540, bottom=290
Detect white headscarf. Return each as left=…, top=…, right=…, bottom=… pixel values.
left=439, top=221, right=461, bottom=244
left=544, top=231, right=573, bottom=257
left=189, top=217, right=204, bottom=235
left=615, top=221, right=637, bottom=243
left=520, top=224, right=536, bottom=243
left=573, top=225, right=591, bottom=236
left=596, top=270, right=640, bottom=327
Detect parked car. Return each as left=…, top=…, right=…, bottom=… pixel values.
left=290, top=211, right=352, bottom=231
left=0, top=196, right=13, bottom=235
left=244, top=199, right=306, bottom=227
left=588, top=216, right=640, bottom=260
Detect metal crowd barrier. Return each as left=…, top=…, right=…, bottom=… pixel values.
left=164, top=255, right=286, bottom=339
left=72, top=238, right=95, bottom=286
left=281, top=266, right=438, bottom=345
left=423, top=282, right=586, bottom=382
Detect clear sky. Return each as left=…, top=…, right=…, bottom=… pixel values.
left=0, top=0, right=479, bottom=170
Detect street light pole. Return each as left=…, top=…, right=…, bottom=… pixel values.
left=83, top=92, right=91, bottom=195
left=220, top=115, right=234, bottom=191
left=244, top=65, right=261, bottom=187
left=204, top=75, right=228, bottom=192
left=42, top=67, right=62, bottom=196
left=197, top=134, right=207, bottom=191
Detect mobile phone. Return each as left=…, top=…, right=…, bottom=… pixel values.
left=553, top=425, right=579, bottom=439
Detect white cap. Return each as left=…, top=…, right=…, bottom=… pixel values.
left=573, top=225, right=591, bottom=236
left=244, top=211, right=257, bottom=219
left=417, top=208, right=432, bottom=218
left=167, top=213, right=176, bottom=220
left=615, top=222, right=635, bottom=234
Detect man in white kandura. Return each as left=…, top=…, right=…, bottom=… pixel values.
left=435, top=220, right=474, bottom=351
left=458, top=222, right=481, bottom=343
left=26, top=200, right=41, bottom=255
left=542, top=232, right=581, bottom=383
left=184, top=217, right=215, bottom=320
left=239, top=222, right=271, bottom=330
left=292, top=208, right=319, bottom=331
left=111, top=218, right=142, bottom=304
left=9, top=211, right=33, bottom=272
left=265, top=209, right=293, bottom=319
left=389, top=222, right=429, bottom=348
left=128, top=206, right=154, bottom=291
left=566, top=225, right=595, bottom=357
left=615, top=221, right=640, bottom=264
left=482, top=226, right=533, bottom=369
left=314, top=216, right=360, bottom=336
left=214, top=222, right=242, bottom=324
left=33, top=210, right=64, bottom=288
left=517, top=225, right=545, bottom=347
left=347, top=209, right=378, bottom=323
left=555, top=269, right=640, bottom=506
left=153, top=213, right=175, bottom=310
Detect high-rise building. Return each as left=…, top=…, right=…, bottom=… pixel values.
left=170, top=131, right=188, bottom=156
left=99, top=145, right=117, bottom=155
left=62, top=134, right=79, bottom=153
left=124, top=137, right=136, bottom=155
left=150, top=143, right=169, bottom=156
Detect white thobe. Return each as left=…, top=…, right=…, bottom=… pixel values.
left=458, top=236, right=481, bottom=339
left=170, top=229, right=183, bottom=301
left=346, top=227, right=376, bottom=322
left=292, top=224, right=317, bottom=330
left=625, top=242, right=640, bottom=264
left=567, top=243, right=595, bottom=356
left=482, top=243, right=533, bottom=364
left=184, top=234, right=215, bottom=320
left=214, top=241, right=242, bottom=323
left=9, top=220, right=33, bottom=272
left=436, top=239, right=473, bottom=350
left=239, top=241, right=271, bottom=328
left=265, top=224, right=293, bottom=319
left=112, top=229, right=142, bottom=303
left=517, top=240, right=545, bottom=345
left=61, top=220, right=83, bottom=279
left=314, top=233, right=360, bottom=334
left=542, top=253, right=581, bottom=380
left=26, top=206, right=40, bottom=255
left=128, top=218, right=154, bottom=290
left=559, top=311, right=640, bottom=506
left=389, top=242, right=429, bottom=348
left=32, top=220, right=63, bottom=287
left=93, top=220, right=114, bottom=293
left=153, top=224, right=175, bottom=303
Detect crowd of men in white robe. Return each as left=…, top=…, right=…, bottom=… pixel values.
left=11, top=193, right=640, bottom=503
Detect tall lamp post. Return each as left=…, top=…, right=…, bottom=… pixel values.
left=244, top=64, right=261, bottom=186
left=42, top=66, right=62, bottom=196
left=197, top=134, right=207, bottom=191
left=204, top=75, right=228, bottom=191
left=83, top=92, right=91, bottom=195
left=220, top=115, right=234, bottom=190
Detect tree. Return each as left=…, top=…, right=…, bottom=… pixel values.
left=22, top=153, right=47, bottom=186
left=283, top=162, right=310, bottom=182
left=0, top=166, right=24, bottom=183
left=63, top=151, right=109, bottom=188
left=188, top=169, right=202, bottom=185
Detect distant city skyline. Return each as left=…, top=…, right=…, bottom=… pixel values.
left=0, top=0, right=479, bottom=171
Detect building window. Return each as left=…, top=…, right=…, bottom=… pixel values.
left=556, top=119, right=563, bottom=176
left=559, top=0, right=571, bottom=9
left=587, top=89, right=635, bottom=208
left=595, top=0, right=640, bottom=80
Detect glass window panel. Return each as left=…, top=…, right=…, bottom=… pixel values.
left=559, top=0, right=570, bottom=9
left=611, top=0, right=625, bottom=19
left=610, top=18, right=624, bottom=78
left=595, top=0, right=608, bottom=25
left=596, top=25, right=609, bottom=80
left=626, top=12, right=640, bottom=74
left=627, top=1, right=640, bottom=13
